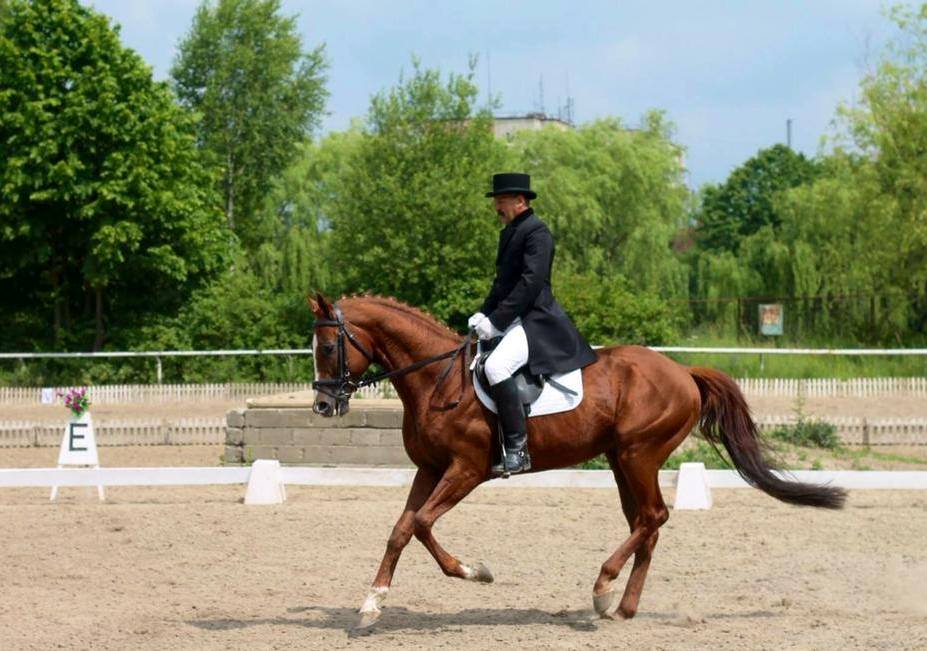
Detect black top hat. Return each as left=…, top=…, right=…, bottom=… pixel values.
left=485, top=172, right=537, bottom=200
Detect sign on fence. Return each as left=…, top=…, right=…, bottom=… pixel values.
left=758, top=304, right=784, bottom=336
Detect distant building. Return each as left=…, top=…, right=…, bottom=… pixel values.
left=492, top=112, right=572, bottom=140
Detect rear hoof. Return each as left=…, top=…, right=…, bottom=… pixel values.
left=469, top=562, right=494, bottom=584
left=593, top=589, right=617, bottom=618
left=356, top=609, right=381, bottom=630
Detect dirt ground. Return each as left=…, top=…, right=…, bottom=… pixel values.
left=0, top=478, right=925, bottom=651
left=0, top=444, right=224, bottom=468
left=2, top=393, right=926, bottom=423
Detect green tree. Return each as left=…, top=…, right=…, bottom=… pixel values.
left=171, top=0, right=328, bottom=250
left=696, top=144, right=819, bottom=252
left=510, top=113, right=690, bottom=298
left=324, top=60, right=510, bottom=326
left=0, top=0, right=229, bottom=350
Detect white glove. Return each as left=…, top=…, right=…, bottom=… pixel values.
left=474, top=316, right=502, bottom=340
left=467, top=312, right=486, bottom=329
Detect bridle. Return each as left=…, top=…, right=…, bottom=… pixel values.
left=312, top=305, right=473, bottom=412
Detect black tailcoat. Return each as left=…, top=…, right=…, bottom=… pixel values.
left=480, top=209, right=598, bottom=375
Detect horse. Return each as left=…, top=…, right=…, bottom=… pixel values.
left=307, top=293, right=846, bottom=628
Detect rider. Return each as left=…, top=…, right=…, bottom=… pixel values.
left=469, top=173, right=598, bottom=477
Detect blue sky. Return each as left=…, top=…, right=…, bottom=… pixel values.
left=86, top=0, right=893, bottom=187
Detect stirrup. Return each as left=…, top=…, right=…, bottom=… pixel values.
left=491, top=448, right=531, bottom=479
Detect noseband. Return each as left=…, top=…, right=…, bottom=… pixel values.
left=312, top=306, right=375, bottom=407
left=312, top=305, right=473, bottom=409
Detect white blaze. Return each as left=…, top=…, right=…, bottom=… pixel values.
left=312, top=333, right=318, bottom=384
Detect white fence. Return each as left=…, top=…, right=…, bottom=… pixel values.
left=755, top=415, right=927, bottom=445
left=738, top=377, right=927, bottom=397
left=0, top=418, right=223, bottom=447
left=0, top=383, right=315, bottom=405
left=1, top=376, right=924, bottom=406
left=2, top=413, right=925, bottom=448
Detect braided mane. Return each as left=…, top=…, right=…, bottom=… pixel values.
left=339, top=294, right=462, bottom=341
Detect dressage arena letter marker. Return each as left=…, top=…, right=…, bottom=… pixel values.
left=50, top=412, right=104, bottom=502
left=244, top=459, right=287, bottom=505
left=674, top=462, right=713, bottom=510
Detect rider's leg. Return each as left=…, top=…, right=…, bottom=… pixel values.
left=484, top=322, right=531, bottom=476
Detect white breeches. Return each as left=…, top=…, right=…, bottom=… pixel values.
left=484, top=319, right=529, bottom=386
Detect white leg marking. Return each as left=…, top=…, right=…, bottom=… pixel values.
left=359, top=586, right=389, bottom=614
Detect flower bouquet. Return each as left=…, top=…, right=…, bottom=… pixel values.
left=59, top=387, right=91, bottom=418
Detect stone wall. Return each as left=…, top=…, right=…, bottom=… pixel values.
left=224, top=401, right=411, bottom=466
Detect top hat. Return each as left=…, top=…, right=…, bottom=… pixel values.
left=485, top=172, right=537, bottom=200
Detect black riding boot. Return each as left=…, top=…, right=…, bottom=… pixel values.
left=489, top=376, right=531, bottom=478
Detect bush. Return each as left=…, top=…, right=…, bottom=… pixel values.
left=556, top=272, right=683, bottom=346
left=769, top=419, right=840, bottom=449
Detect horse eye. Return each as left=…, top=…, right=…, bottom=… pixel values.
left=322, top=343, right=336, bottom=355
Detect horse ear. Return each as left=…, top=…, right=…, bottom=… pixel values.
left=307, top=292, right=320, bottom=315
left=308, top=291, right=334, bottom=318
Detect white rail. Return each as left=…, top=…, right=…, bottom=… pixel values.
left=1, top=466, right=927, bottom=490
left=3, top=346, right=927, bottom=359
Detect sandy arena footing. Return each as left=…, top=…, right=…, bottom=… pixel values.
left=1, top=480, right=925, bottom=650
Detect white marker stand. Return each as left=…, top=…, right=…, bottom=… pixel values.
left=674, top=462, right=712, bottom=510
left=244, top=459, right=287, bottom=505
left=51, top=412, right=104, bottom=501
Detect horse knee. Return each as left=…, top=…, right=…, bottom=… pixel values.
left=484, top=356, right=510, bottom=386
left=387, top=525, right=413, bottom=552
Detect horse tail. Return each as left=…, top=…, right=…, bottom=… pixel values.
left=689, top=367, right=846, bottom=509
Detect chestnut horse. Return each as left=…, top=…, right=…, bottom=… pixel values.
left=308, top=293, right=845, bottom=628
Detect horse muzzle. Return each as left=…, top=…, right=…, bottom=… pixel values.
left=312, top=395, right=350, bottom=417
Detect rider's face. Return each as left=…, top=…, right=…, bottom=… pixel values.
left=493, top=194, right=526, bottom=224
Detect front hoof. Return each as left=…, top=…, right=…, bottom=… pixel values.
left=617, top=603, right=637, bottom=619
left=593, top=589, right=617, bottom=618
left=469, top=562, right=494, bottom=584
left=356, top=586, right=388, bottom=629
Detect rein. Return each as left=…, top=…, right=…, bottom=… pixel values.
left=312, top=306, right=472, bottom=409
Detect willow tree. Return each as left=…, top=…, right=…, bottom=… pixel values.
left=767, top=4, right=927, bottom=343
left=510, top=113, right=690, bottom=299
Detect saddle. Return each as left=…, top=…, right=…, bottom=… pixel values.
left=472, top=337, right=579, bottom=416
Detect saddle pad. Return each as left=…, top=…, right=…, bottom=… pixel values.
left=473, top=367, right=584, bottom=417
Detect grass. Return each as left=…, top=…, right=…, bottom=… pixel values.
left=579, top=441, right=730, bottom=471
